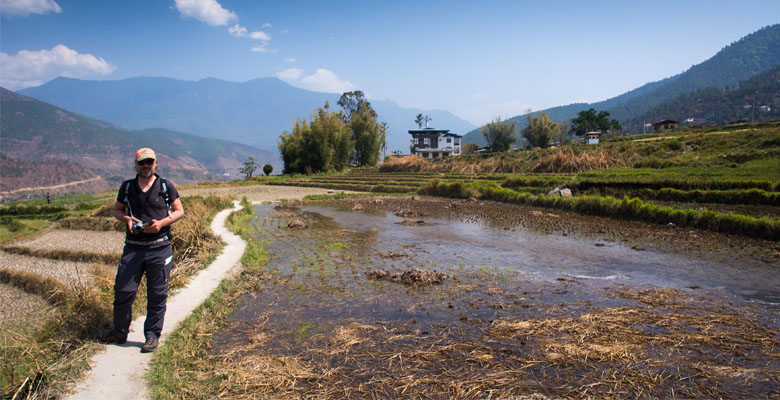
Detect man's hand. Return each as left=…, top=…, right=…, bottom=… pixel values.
left=143, top=219, right=164, bottom=233
left=126, top=216, right=141, bottom=232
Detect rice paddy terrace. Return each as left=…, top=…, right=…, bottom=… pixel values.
left=270, top=125, right=780, bottom=241
left=271, top=168, right=509, bottom=194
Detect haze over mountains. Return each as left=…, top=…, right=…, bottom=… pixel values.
left=18, top=77, right=477, bottom=154
left=462, top=23, right=780, bottom=146
left=0, top=88, right=278, bottom=199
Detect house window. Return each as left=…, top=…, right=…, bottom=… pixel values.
left=423, top=138, right=429, bottom=145
left=455, top=139, right=460, bottom=145
left=414, top=137, right=419, bottom=145
left=446, top=138, right=452, bottom=143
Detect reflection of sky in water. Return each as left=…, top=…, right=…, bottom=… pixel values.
left=300, top=205, right=780, bottom=306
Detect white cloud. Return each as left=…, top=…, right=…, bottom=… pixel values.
left=0, top=44, right=115, bottom=90
left=228, top=24, right=270, bottom=41
left=174, top=0, right=236, bottom=26
left=277, top=68, right=354, bottom=93
left=261, top=22, right=271, bottom=28
left=249, top=30, right=271, bottom=41
left=251, top=45, right=275, bottom=53
left=280, top=29, right=289, bottom=33
left=277, top=67, right=302, bottom=80
left=300, top=69, right=355, bottom=93
left=227, top=24, right=247, bottom=36
left=283, top=57, right=296, bottom=63
left=1, top=0, right=61, bottom=16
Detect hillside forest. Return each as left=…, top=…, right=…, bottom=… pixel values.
left=627, top=65, right=780, bottom=129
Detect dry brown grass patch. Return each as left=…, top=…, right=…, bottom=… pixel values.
left=57, top=216, right=122, bottom=231
left=378, top=155, right=429, bottom=172
left=534, top=148, right=629, bottom=173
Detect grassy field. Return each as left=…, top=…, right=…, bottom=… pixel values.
left=269, top=122, right=780, bottom=240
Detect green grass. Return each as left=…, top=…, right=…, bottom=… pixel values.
left=0, top=218, right=51, bottom=243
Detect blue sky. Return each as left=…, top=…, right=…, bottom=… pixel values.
left=1, top=0, right=778, bottom=125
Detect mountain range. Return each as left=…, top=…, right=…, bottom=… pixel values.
left=18, top=77, right=476, bottom=154
left=0, top=88, right=278, bottom=199
left=462, top=23, right=780, bottom=146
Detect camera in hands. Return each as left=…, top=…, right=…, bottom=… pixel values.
left=131, top=221, right=147, bottom=233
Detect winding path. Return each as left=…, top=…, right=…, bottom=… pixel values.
left=65, top=186, right=349, bottom=399
left=66, top=201, right=245, bottom=400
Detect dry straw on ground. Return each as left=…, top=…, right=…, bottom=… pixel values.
left=186, top=285, right=778, bottom=399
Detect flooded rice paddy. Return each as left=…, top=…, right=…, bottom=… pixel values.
left=209, top=197, right=779, bottom=399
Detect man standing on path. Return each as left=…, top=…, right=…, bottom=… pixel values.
left=99, top=148, right=184, bottom=353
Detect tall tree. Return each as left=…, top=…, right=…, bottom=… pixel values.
left=238, top=156, right=259, bottom=179
left=338, top=91, right=371, bottom=123
left=351, top=103, right=383, bottom=166
left=481, top=117, right=517, bottom=152
left=414, top=113, right=425, bottom=129
left=570, top=108, right=621, bottom=136
left=340, top=91, right=384, bottom=167
left=522, top=112, right=557, bottom=148
left=279, top=102, right=352, bottom=174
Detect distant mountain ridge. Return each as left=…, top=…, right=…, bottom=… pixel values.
left=0, top=88, right=279, bottom=193
left=463, top=23, right=780, bottom=145
left=18, top=77, right=476, bottom=154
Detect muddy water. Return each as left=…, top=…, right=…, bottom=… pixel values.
left=295, top=203, right=779, bottom=306
left=209, top=200, right=780, bottom=398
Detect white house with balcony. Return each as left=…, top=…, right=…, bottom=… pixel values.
left=409, top=128, right=462, bottom=158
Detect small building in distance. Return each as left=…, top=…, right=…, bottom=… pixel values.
left=409, top=128, right=462, bottom=158
left=586, top=131, right=600, bottom=145
left=652, top=119, right=678, bottom=132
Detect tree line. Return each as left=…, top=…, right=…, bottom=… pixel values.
left=278, top=91, right=386, bottom=174
left=479, top=109, right=621, bottom=152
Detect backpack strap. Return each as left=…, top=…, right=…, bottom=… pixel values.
left=159, top=177, right=172, bottom=216
left=122, top=179, right=136, bottom=219
left=159, top=177, right=171, bottom=205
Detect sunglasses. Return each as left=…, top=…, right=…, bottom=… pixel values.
left=137, top=159, right=155, bottom=166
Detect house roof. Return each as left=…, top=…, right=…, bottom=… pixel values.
left=408, top=128, right=462, bottom=137
left=652, top=119, right=678, bottom=124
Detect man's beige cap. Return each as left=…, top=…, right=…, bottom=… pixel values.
left=135, top=147, right=156, bottom=161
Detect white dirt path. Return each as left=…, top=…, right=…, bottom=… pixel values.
left=66, top=186, right=347, bottom=399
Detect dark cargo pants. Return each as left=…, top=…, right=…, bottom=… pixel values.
left=111, top=244, right=173, bottom=340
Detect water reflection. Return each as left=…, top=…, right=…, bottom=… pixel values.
left=296, top=204, right=779, bottom=306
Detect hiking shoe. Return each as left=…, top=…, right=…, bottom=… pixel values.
left=97, top=330, right=127, bottom=345
left=141, top=336, right=159, bottom=353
